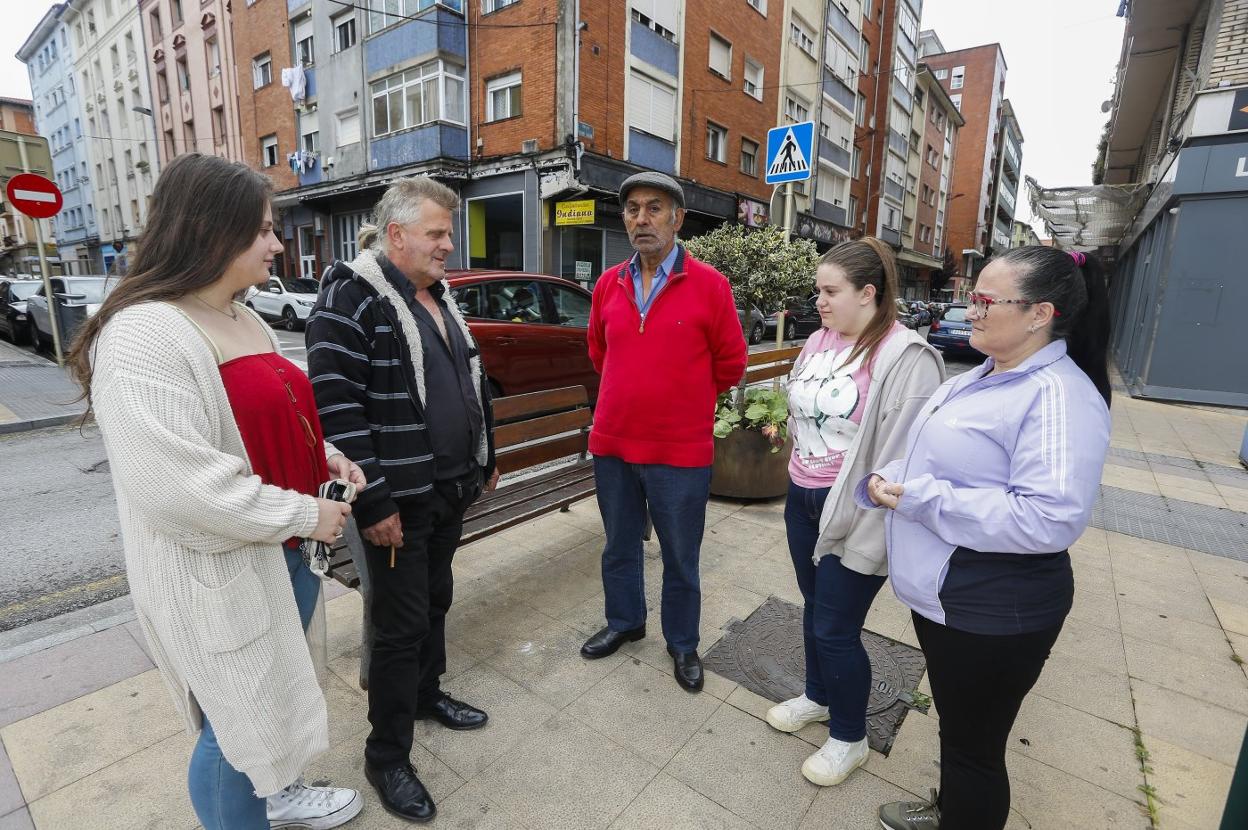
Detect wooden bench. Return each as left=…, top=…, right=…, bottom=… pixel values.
left=742, top=345, right=802, bottom=385
left=326, top=385, right=596, bottom=589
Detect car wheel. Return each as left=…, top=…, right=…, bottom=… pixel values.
left=784, top=320, right=796, bottom=341
left=282, top=306, right=299, bottom=331
left=749, top=322, right=764, bottom=345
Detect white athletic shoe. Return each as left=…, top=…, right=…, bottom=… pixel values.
left=765, top=694, right=830, bottom=733
left=267, top=778, right=363, bottom=829
left=801, top=735, right=869, bottom=787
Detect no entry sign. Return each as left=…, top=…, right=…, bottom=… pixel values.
left=6, top=173, right=63, bottom=220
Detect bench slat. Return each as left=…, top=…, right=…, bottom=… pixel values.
left=747, top=346, right=802, bottom=366
left=464, top=462, right=595, bottom=524
left=462, top=478, right=598, bottom=546
left=493, top=408, right=592, bottom=449
left=492, top=385, right=588, bottom=423
left=744, top=362, right=795, bottom=384
left=495, top=433, right=588, bottom=475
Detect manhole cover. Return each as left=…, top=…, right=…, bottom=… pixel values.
left=704, top=596, right=926, bottom=756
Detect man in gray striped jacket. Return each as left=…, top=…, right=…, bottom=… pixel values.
left=306, top=176, right=496, bottom=824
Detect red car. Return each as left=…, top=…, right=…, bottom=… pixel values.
left=447, top=271, right=600, bottom=401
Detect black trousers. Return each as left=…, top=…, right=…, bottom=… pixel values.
left=363, top=471, right=480, bottom=769
left=912, top=611, right=1064, bottom=830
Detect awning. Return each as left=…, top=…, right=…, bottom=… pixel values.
left=1025, top=176, right=1149, bottom=251
left=896, top=248, right=943, bottom=270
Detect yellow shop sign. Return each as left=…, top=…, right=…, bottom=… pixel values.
left=555, top=199, right=596, bottom=225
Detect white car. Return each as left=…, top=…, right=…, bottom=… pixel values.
left=245, top=276, right=320, bottom=331
left=26, top=276, right=116, bottom=350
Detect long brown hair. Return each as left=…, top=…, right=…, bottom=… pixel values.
left=817, top=236, right=900, bottom=366
left=68, top=153, right=274, bottom=397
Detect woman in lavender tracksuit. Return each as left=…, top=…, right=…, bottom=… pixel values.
left=862, top=247, right=1113, bottom=830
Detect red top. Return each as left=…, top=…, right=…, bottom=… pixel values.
left=220, top=353, right=329, bottom=525
left=586, top=252, right=748, bottom=467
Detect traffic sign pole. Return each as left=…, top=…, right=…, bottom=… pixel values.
left=14, top=137, right=64, bottom=366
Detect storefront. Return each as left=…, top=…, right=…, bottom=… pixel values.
left=791, top=211, right=853, bottom=253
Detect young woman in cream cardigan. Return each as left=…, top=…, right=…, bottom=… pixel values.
left=69, top=154, right=364, bottom=830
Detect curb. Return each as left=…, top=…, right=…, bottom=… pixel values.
left=0, top=412, right=89, bottom=436
left=0, top=594, right=136, bottom=664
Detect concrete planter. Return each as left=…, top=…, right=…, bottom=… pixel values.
left=710, top=427, right=792, bottom=499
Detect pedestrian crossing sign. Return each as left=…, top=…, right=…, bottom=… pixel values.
left=765, top=122, right=815, bottom=185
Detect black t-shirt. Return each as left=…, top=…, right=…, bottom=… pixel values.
left=938, top=547, right=1074, bottom=636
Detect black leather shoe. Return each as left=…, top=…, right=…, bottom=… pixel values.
left=668, top=646, right=704, bottom=692
left=580, top=625, right=646, bottom=659
left=415, top=694, right=489, bottom=731
left=365, top=762, right=436, bottom=823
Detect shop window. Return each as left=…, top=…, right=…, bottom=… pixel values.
left=560, top=227, right=603, bottom=284
left=468, top=193, right=524, bottom=270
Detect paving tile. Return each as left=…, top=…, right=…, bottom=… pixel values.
left=1106, top=533, right=1201, bottom=587
left=0, top=626, right=153, bottom=728
left=0, top=808, right=33, bottom=830
left=566, top=657, right=720, bottom=768
left=493, top=515, right=603, bottom=561
left=413, top=663, right=556, bottom=780
left=1117, top=599, right=1231, bottom=662
left=1, top=669, right=182, bottom=802
left=1006, top=751, right=1149, bottom=830
left=796, top=768, right=918, bottom=829
left=1067, top=586, right=1124, bottom=631
left=322, top=670, right=372, bottom=750
left=1132, top=678, right=1248, bottom=767
left=1031, top=647, right=1135, bottom=725
left=666, top=703, right=818, bottom=830
left=1122, top=634, right=1248, bottom=714
left=608, top=772, right=756, bottom=830
left=1153, top=471, right=1219, bottom=494
left=503, top=550, right=606, bottom=617
left=324, top=590, right=364, bottom=660
left=861, top=710, right=941, bottom=797
left=0, top=741, right=22, bottom=819
left=1196, top=565, right=1248, bottom=607
left=25, top=730, right=198, bottom=830
left=1211, top=597, right=1248, bottom=637
left=1112, top=574, right=1219, bottom=628
left=1100, top=465, right=1159, bottom=495
left=1188, top=548, right=1248, bottom=582
left=443, top=588, right=559, bottom=660
left=1158, top=484, right=1228, bottom=510
left=484, top=618, right=628, bottom=709
left=1052, top=615, right=1128, bottom=674
left=475, top=712, right=658, bottom=830
left=1145, top=733, right=1236, bottom=830
left=1010, top=692, right=1140, bottom=800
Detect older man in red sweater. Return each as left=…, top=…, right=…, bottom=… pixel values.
left=579, top=172, right=747, bottom=692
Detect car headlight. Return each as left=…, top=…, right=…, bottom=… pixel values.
left=14, top=313, right=26, bottom=321
left=296, top=299, right=315, bottom=307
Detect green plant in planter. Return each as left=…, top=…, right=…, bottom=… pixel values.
left=683, top=223, right=819, bottom=325
left=714, top=387, right=789, bottom=452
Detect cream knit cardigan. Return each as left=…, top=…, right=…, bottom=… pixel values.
left=91, top=301, right=333, bottom=797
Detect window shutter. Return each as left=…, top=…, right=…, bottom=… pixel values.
left=709, top=36, right=731, bottom=77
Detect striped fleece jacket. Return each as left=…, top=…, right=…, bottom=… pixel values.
left=306, top=249, right=495, bottom=528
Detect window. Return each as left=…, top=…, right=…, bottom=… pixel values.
left=790, top=17, right=816, bottom=58
left=301, top=111, right=319, bottom=154
left=906, top=173, right=917, bottom=195
left=110, top=45, right=120, bottom=74
left=925, top=144, right=937, bottom=166
left=950, top=65, right=965, bottom=90
left=743, top=58, right=763, bottom=99
left=631, top=0, right=678, bottom=43
left=156, top=70, right=169, bottom=103
left=485, top=71, right=521, bottom=121
left=860, top=36, right=870, bottom=68
left=825, top=37, right=856, bottom=86
left=628, top=71, right=677, bottom=141
left=708, top=33, right=732, bottom=79
left=484, top=0, right=519, bottom=11
left=149, top=9, right=161, bottom=39
left=746, top=0, right=766, bottom=14
left=469, top=196, right=526, bottom=270
left=337, top=108, right=360, bottom=145
left=481, top=279, right=546, bottom=318
left=261, top=134, right=278, bottom=167
left=367, top=0, right=451, bottom=36
left=740, top=137, right=758, bottom=176
left=706, top=121, right=726, bottom=163
left=294, top=18, right=315, bottom=66
left=335, top=211, right=369, bottom=261
left=899, top=6, right=918, bottom=44
left=370, top=59, right=466, bottom=137
left=548, top=284, right=592, bottom=327
left=125, top=32, right=136, bottom=63
left=856, top=92, right=866, bottom=126
left=171, top=0, right=183, bottom=25
left=253, top=53, right=272, bottom=88
left=950, top=94, right=961, bottom=111
left=205, top=38, right=221, bottom=78
left=211, top=106, right=225, bottom=146
left=852, top=146, right=860, bottom=177
left=933, top=68, right=948, bottom=80
left=333, top=12, right=357, bottom=52
left=784, top=95, right=809, bottom=123
left=176, top=57, right=190, bottom=92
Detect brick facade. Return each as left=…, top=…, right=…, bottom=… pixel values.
left=575, top=1, right=626, bottom=160
left=1210, top=0, right=1248, bottom=86
left=469, top=1, right=559, bottom=158
left=230, top=0, right=297, bottom=192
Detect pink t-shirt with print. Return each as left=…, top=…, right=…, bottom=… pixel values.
left=786, top=323, right=904, bottom=489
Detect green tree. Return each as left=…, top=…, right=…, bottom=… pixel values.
left=683, top=224, right=819, bottom=319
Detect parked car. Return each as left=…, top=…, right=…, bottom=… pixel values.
left=0, top=278, right=41, bottom=343
left=927, top=304, right=984, bottom=358
left=764, top=294, right=822, bottom=341
left=738, top=303, right=766, bottom=345
left=447, top=271, right=600, bottom=401
left=27, top=276, right=116, bottom=350
left=245, top=276, right=321, bottom=330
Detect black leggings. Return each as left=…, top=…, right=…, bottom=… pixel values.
left=913, top=611, right=1063, bottom=830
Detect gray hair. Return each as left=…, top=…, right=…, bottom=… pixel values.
left=357, top=176, right=461, bottom=253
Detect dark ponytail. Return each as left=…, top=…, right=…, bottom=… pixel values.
left=997, top=246, right=1112, bottom=407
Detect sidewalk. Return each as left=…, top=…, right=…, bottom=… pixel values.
left=0, top=340, right=85, bottom=435
left=0, top=391, right=1245, bottom=829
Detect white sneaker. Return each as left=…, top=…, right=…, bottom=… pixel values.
left=801, top=735, right=869, bottom=786
left=765, top=694, right=830, bottom=733
left=267, top=778, right=363, bottom=829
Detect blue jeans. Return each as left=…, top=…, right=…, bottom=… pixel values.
left=785, top=482, right=886, bottom=743
left=595, top=456, right=711, bottom=654
left=187, top=542, right=319, bottom=829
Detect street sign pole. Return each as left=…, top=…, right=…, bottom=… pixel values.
left=777, top=181, right=794, bottom=350
left=764, top=121, right=814, bottom=349
left=14, top=136, right=64, bottom=367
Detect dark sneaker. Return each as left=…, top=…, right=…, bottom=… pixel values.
left=879, top=788, right=940, bottom=829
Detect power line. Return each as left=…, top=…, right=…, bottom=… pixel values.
left=326, top=0, right=556, bottom=30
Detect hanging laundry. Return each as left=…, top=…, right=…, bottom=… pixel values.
left=281, top=66, right=306, bottom=103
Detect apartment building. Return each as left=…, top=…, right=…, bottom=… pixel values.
left=60, top=0, right=159, bottom=273
left=139, top=0, right=244, bottom=166
left=0, top=123, right=59, bottom=278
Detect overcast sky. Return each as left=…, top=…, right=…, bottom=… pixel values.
left=0, top=0, right=1124, bottom=235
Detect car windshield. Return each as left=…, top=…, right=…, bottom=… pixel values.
left=281, top=278, right=321, bottom=294
left=66, top=279, right=110, bottom=303
left=942, top=306, right=969, bottom=323
left=8, top=282, right=39, bottom=300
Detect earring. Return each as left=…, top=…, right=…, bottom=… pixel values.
left=1027, top=325, right=1037, bottom=334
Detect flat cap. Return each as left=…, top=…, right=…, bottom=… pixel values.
left=618, top=171, right=685, bottom=209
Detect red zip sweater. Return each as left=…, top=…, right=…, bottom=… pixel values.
left=587, top=247, right=748, bottom=467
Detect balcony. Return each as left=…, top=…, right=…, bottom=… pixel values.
left=826, top=3, right=860, bottom=49
left=369, top=123, right=469, bottom=171
left=1004, top=137, right=1021, bottom=172
left=892, top=77, right=912, bottom=111
left=881, top=225, right=902, bottom=246
left=884, top=178, right=905, bottom=203
left=896, top=31, right=916, bottom=67
left=822, top=67, right=856, bottom=114
left=818, top=135, right=850, bottom=173
left=888, top=129, right=908, bottom=159
left=631, top=20, right=678, bottom=76
left=998, top=183, right=1015, bottom=213
left=627, top=129, right=676, bottom=174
